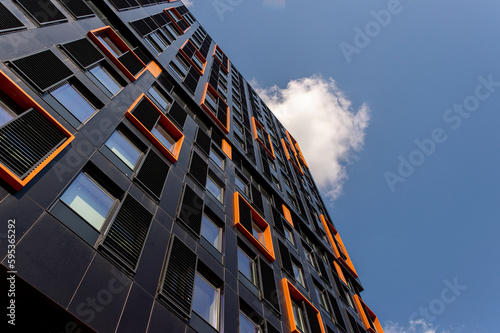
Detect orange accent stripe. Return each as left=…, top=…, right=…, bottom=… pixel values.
left=222, top=139, right=232, bottom=159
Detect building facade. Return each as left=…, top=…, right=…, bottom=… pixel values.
left=0, top=1, right=383, bottom=332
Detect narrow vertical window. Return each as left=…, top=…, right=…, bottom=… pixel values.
left=192, top=273, right=220, bottom=330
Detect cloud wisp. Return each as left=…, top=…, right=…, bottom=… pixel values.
left=254, top=76, right=370, bottom=201
left=182, top=0, right=194, bottom=7
left=384, top=319, right=451, bottom=333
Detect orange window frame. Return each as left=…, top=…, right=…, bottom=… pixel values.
left=286, top=130, right=309, bottom=169
left=252, top=117, right=276, bottom=160
left=233, top=192, right=275, bottom=262
left=200, top=83, right=230, bottom=134
left=125, top=94, right=184, bottom=163
left=281, top=138, right=304, bottom=175
left=353, top=295, right=384, bottom=333
left=281, top=278, right=326, bottom=333
left=164, top=7, right=190, bottom=33
left=0, top=70, right=74, bottom=190
left=320, top=214, right=358, bottom=278
left=88, top=26, right=146, bottom=82
left=179, top=39, right=207, bottom=76
left=213, top=44, right=229, bottom=73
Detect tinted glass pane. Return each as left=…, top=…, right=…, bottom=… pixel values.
left=0, top=100, right=16, bottom=126
left=201, top=215, right=221, bottom=251
left=192, top=274, right=219, bottom=329
left=152, top=123, right=176, bottom=152
left=148, top=85, right=170, bottom=110
left=96, top=33, right=123, bottom=57
left=51, top=83, right=95, bottom=123
left=252, top=222, right=266, bottom=246
left=105, top=131, right=141, bottom=169
left=240, top=312, right=260, bottom=333
left=238, top=249, right=256, bottom=284
left=60, top=173, right=114, bottom=230
left=89, top=65, right=121, bottom=95
left=210, top=149, right=224, bottom=169
left=206, top=176, right=223, bottom=202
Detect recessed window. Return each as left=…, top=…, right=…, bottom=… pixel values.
left=204, top=90, right=218, bottom=114
left=192, top=273, right=220, bottom=330
left=95, top=32, right=123, bottom=57
left=170, top=55, right=190, bottom=80
left=315, top=287, right=330, bottom=312
left=152, top=123, right=177, bottom=152
left=104, top=131, right=142, bottom=170
left=164, top=24, right=180, bottom=39
left=235, top=175, right=249, bottom=197
left=148, top=84, right=172, bottom=110
left=89, top=65, right=122, bottom=96
left=206, top=173, right=224, bottom=203
left=284, top=226, right=295, bottom=246
left=292, top=300, right=310, bottom=333
left=60, top=173, right=115, bottom=231
left=293, top=262, right=305, bottom=287
left=240, top=312, right=262, bottom=333
left=305, top=249, right=317, bottom=270
left=0, top=94, right=18, bottom=126
left=145, top=31, right=169, bottom=54
left=50, top=82, right=96, bottom=123
left=201, top=214, right=222, bottom=252
left=238, top=248, right=258, bottom=287
left=252, top=221, right=267, bottom=247
left=209, top=148, right=224, bottom=170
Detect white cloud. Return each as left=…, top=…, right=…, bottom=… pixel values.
left=254, top=75, right=369, bottom=201
left=182, top=0, right=194, bottom=7
left=384, top=320, right=450, bottom=333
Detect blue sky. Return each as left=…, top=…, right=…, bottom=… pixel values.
left=187, top=0, right=500, bottom=332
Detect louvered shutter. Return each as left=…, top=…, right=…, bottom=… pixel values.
left=61, top=38, right=104, bottom=69
left=251, top=184, right=264, bottom=213
left=168, top=101, right=187, bottom=128
left=259, top=257, right=280, bottom=312
left=328, top=291, right=347, bottom=331
left=194, top=128, right=211, bottom=156
left=188, top=152, right=208, bottom=186
left=15, top=0, right=66, bottom=25
left=178, top=185, right=204, bottom=236
left=0, top=3, right=24, bottom=32
left=131, top=98, right=160, bottom=131
left=58, top=0, right=94, bottom=19
left=160, top=237, right=197, bottom=318
left=238, top=196, right=253, bottom=234
left=118, top=51, right=144, bottom=77
left=278, top=240, right=293, bottom=275
left=101, top=195, right=153, bottom=273
left=305, top=303, right=323, bottom=333
left=272, top=206, right=285, bottom=235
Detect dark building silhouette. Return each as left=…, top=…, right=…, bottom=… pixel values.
left=0, top=1, right=384, bottom=332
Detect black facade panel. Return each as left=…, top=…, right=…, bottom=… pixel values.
left=178, top=185, right=204, bottom=236
left=195, top=128, right=211, bottom=156
left=132, top=98, right=160, bottom=131
left=216, top=103, right=227, bottom=125
left=134, top=47, right=151, bottom=65
left=168, top=101, right=188, bottom=128
left=100, top=195, right=153, bottom=273
left=15, top=0, right=67, bottom=25
left=306, top=303, right=322, bottom=333
left=0, top=3, right=24, bottom=32
left=188, top=151, right=208, bottom=186
left=61, top=38, right=104, bottom=69
left=130, top=19, right=154, bottom=37
left=266, top=321, right=280, bottom=333
left=315, top=253, right=331, bottom=284
left=278, top=240, right=293, bottom=276
left=10, top=50, right=74, bottom=92
left=272, top=206, right=285, bottom=235
left=0, top=108, right=66, bottom=179
left=259, top=257, right=280, bottom=312
left=251, top=184, right=264, bottom=213
left=152, top=12, right=170, bottom=27
left=135, top=149, right=169, bottom=199
left=182, top=42, right=196, bottom=58
left=58, top=0, right=95, bottom=19
left=160, top=237, right=197, bottom=318
left=108, top=0, right=140, bottom=10
left=118, top=51, right=145, bottom=76
left=328, top=291, right=347, bottom=331
left=183, top=68, right=200, bottom=94
left=238, top=196, right=253, bottom=234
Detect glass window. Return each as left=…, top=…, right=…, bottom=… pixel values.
left=292, top=300, right=309, bottom=333
left=95, top=33, right=123, bottom=58
left=165, top=24, right=180, bottom=39
left=148, top=31, right=169, bottom=52
left=148, top=85, right=171, bottom=110
left=284, top=227, right=295, bottom=246
left=235, top=175, right=249, bottom=197
left=239, top=312, right=262, bottom=333
left=293, top=263, right=305, bottom=287
left=151, top=123, right=176, bottom=152
left=89, top=65, right=122, bottom=96
left=50, top=83, right=96, bottom=123
left=170, top=55, right=190, bottom=80
left=201, top=215, right=222, bottom=251
left=204, top=90, right=218, bottom=114
left=60, top=173, right=115, bottom=231
left=238, top=248, right=258, bottom=286
left=105, top=131, right=142, bottom=170
left=210, top=149, right=224, bottom=170
left=206, top=174, right=224, bottom=203
left=252, top=222, right=266, bottom=246
left=192, top=273, right=220, bottom=330
left=305, top=249, right=317, bottom=270
left=315, top=287, right=329, bottom=311
left=191, top=53, right=205, bottom=72
left=0, top=96, right=17, bottom=126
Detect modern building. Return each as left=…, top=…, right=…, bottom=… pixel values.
left=0, top=1, right=384, bottom=332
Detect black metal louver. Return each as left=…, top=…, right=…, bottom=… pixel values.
left=118, top=51, right=144, bottom=77
left=194, top=128, right=211, bottom=156
left=272, top=206, right=285, bottom=235
left=181, top=42, right=195, bottom=59
left=183, top=68, right=200, bottom=94
left=259, top=258, right=280, bottom=313
left=188, top=151, right=207, bottom=186
left=152, top=12, right=170, bottom=27
left=101, top=195, right=153, bottom=272
left=0, top=108, right=67, bottom=179
left=135, top=149, right=169, bottom=200
left=58, top=0, right=94, bottom=19
left=261, top=151, right=271, bottom=179
left=216, top=102, right=227, bottom=127
left=136, top=0, right=156, bottom=5
left=328, top=291, right=347, bottom=331
left=130, top=19, right=154, bottom=37
left=176, top=19, right=188, bottom=31
left=238, top=196, right=252, bottom=234
left=167, top=101, right=187, bottom=128
left=251, top=184, right=264, bottom=213
left=278, top=240, right=293, bottom=276
left=305, top=303, right=323, bottom=333
left=178, top=185, right=204, bottom=236
left=211, top=130, right=222, bottom=148
left=108, top=0, right=140, bottom=10
left=315, top=253, right=331, bottom=284
left=0, top=3, right=24, bottom=32
left=10, top=50, right=74, bottom=92
left=61, top=38, right=104, bottom=69
left=160, top=236, right=198, bottom=318
left=131, top=98, right=160, bottom=131
left=15, top=0, right=67, bottom=25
